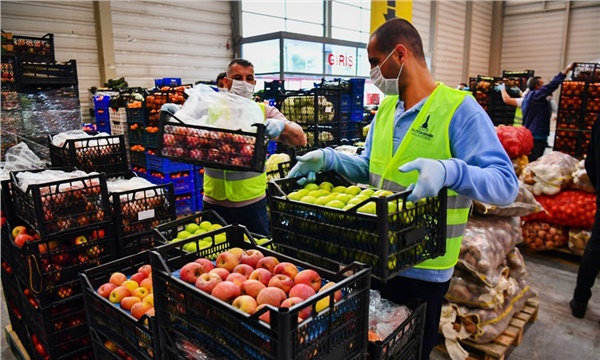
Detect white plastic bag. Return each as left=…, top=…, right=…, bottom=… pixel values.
left=175, top=84, right=263, bottom=132
left=3, top=143, right=46, bottom=175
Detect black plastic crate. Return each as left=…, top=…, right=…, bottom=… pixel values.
left=12, top=33, right=55, bottom=63
left=150, top=224, right=371, bottom=360
left=89, top=327, right=143, bottom=360
left=1, top=269, right=34, bottom=359
left=16, top=59, right=78, bottom=90
left=157, top=111, right=268, bottom=172
left=48, top=134, right=129, bottom=176
left=556, top=110, right=581, bottom=130
left=571, top=62, right=600, bottom=82
left=367, top=299, right=426, bottom=360
left=10, top=169, right=110, bottom=236
left=127, top=122, right=145, bottom=144
left=80, top=251, right=159, bottom=360
left=267, top=171, right=447, bottom=282
left=501, top=70, right=534, bottom=91
left=1, top=55, right=16, bottom=89
left=152, top=209, right=228, bottom=244
left=7, top=217, right=116, bottom=307
left=266, top=161, right=292, bottom=182
left=126, top=107, right=147, bottom=123
left=129, top=146, right=146, bottom=166
left=110, top=183, right=176, bottom=257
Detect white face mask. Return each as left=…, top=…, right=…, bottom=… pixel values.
left=229, top=79, right=255, bottom=98
left=370, top=49, right=404, bottom=95
left=217, top=87, right=228, bottom=92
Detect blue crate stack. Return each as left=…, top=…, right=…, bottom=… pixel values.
left=94, top=95, right=111, bottom=133
left=145, top=154, right=196, bottom=216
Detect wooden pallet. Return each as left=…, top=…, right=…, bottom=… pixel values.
left=436, top=297, right=539, bottom=360
left=4, top=325, right=30, bottom=360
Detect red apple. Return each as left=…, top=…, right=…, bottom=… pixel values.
left=11, top=225, right=27, bottom=239
left=232, top=295, right=258, bottom=315
left=195, top=272, right=222, bottom=293
left=97, top=282, right=118, bottom=299
left=179, top=262, right=204, bottom=284
left=289, top=283, right=316, bottom=300
left=109, top=272, right=127, bottom=286
left=130, top=302, right=153, bottom=319
left=240, top=279, right=266, bottom=298
left=256, top=303, right=271, bottom=323
left=109, top=286, right=131, bottom=304
left=194, top=258, right=215, bottom=273
left=281, top=296, right=311, bottom=320
left=129, top=272, right=147, bottom=285
left=14, top=233, right=34, bottom=248
left=216, top=251, right=240, bottom=272
left=226, top=273, right=247, bottom=288
left=256, top=287, right=287, bottom=307
left=120, top=296, right=141, bottom=311
left=273, top=262, right=299, bottom=280
left=131, top=287, right=149, bottom=300
left=138, top=264, right=152, bottom=277
left=249, top=268, right=272, bottom=287
left=232, top=264, right=254, bottom=279
left=209, top=267, right=230, bottom=281
left=240, top=249, right=264, bottom=268
left=228, top=247, right=245, bottom=261
left=256, top=256, right=280, bottom=273
left=268, top=274, right=294, bottom=294
left=140, top=277, right=153, bottom=292
left=211, top=281, right=241, bottom=303
left=319, top=282, right=342, bottom=302
left=74, top=235, right=88, bottom=245
left=294, top=269, right=322, bottom=292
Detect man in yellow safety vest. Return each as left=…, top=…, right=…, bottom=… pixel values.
left=288, top=18, right=518, bottom=359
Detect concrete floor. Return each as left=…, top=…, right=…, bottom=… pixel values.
left=1, top=250, right=598, bottom=360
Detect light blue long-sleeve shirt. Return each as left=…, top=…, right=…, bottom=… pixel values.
left=321, top=93, right=519, bottom=282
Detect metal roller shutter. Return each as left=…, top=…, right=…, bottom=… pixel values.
left=565, top=6, right=600, bottom=63
left=432, top=1, right=467, bottom=87
left=468, top=2, right=493, bottom=78
left=411, top=1, right=431, bottom=58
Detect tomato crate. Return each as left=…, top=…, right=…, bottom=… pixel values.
left=157, top=111, right=268, bottom=172
left=12, top=33, right=55, bottom=63
left=556, top=110, right=582, bottom=130
left=126, top=107, right=147, bottom=123
left=571, top=62, right=600, bottom=82
left=10, top=169, right=111, bottom=237
left=7, top=217, right=116, bottom=307
left=80, top=251, right=160, bottom=360
left=267, top=171, right=447, bottom=283
left=110, top=183, right=176, bottom=257
left=584, top=112, right=599, bottom=131
left=48, top=134, right=129, bottom=177
left=367, top=298, right=426, bottom=360
left=175, top=192, right=196, bottom=217
left=149, top=224, right=371, bottom=360
left=129, top=147, right=146, bottom=167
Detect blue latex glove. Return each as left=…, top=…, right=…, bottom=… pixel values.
left=161, top=103, right=180, bottom=115
left=494, top=83, right=505, bottom=92
left=287, top=150, right=325, bottom=186
left=265, top=118, right=285, bottom=139
left=398, top=158, right=446, bottom=202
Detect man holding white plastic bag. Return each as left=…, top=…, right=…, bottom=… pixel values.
left=162, top=58, right=306, bottom=236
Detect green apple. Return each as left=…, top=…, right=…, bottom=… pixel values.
left=177, top=230, right=192, bottom=239
left=334, top=193, right=352, bottom=204
left=215, top=234, right=227, bottom=244
left=388, top=255, right=397, bottom=270
left=315, top=194, right=336, bottom=206
left=332, top=185, right=347, bottom=193
left=299, top=195, right=317, bottom=204
left=256, top=238, right=270, bottom=245
left=345, top=185, right=362, bottom=196
left=373, top=189, right=394, bottom=197
left=296, top=189, right=310, bottom=197
left=199, top=221, right=212, bottom=231
left=194, top=229, right=207, bottom=236
left=357, top=202, right=377, bottom=214
left=359, top=188, right=375, bottom=197
left=343, top=204, right=354, bottom=211
left=185, top=223, right=200, bottom=234
left=287, top=191, right=303, bottom=201
left=184, top=242, right=199, bottom=252
left=303, top=183, right=320, bottom=191
left=209, top=223, right=222, bottom=231
left=170, top=237, right=183, bottom=243
left=347, top=196, right=366, bottom=206
left=325, top=200, right=345, bottom=209
left=319, top=181, right=334, bottom=192
left=199, top=239, right=212, bottom=249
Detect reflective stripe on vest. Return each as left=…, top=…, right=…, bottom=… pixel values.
left=368, top=84, right=472, bottom=270
left=203, top=103, right=267, bottom=202
left=513, top=107, right=523, bottom=127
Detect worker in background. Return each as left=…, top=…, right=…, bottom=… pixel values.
left=216, top=71, right=227, bottom=91
left=287, top=18, right=518, bottom=359
left=521, top=63, right=574, bottom=161
left=456, top=82, right=469, bottom=91
left=162, top=59, right=306, bottom=236
left=570, top=113, right=600, bottom=323
left=496, top=81, right=526, bottom=126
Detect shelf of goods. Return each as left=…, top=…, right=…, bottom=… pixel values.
left=554, top=62, right=600, bottom=158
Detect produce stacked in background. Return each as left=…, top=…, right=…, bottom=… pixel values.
left=440, top=196, right=538, bottom=349
left=520, top=151, right=596, bottom=252
left=495, top=126, right=534, bottom=176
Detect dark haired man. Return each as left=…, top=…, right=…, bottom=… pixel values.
left=522, top=63, right=574, bottom=161
left=288, top=18, right=518, bottom=359
left=216, top=71, right=227, bottom=90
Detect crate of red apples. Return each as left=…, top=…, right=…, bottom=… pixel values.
left=157, top=111, right=268, bottom=172
left=149, top=224, right=371, bottom=360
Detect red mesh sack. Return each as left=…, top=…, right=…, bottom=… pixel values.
left=496, top=126, right=534, bottom=159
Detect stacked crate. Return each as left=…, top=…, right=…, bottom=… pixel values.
left=93, top=94, right=112, bottom=133
left=473, top=75, right=515, bottom=126
left=146, top=154, right=196, bottom=217
left=2, top=169, right=116, bottom=359
left=554, top=63, right=600, bottom=158
left=194, top=165, right=205, bottom=211
left=501, top=69, right=534, bottom=92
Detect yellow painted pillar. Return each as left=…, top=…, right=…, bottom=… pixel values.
left=370, top=0, right=412, bottom=33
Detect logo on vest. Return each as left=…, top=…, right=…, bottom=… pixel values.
left=410, top=114, right=433, bottom=140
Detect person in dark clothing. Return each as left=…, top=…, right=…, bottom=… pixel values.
left=522, top=63, right=574, bottom=161
left=570, top=113, right=600, bottom=322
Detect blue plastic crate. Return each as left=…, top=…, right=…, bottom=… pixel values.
left=194, top=166, right=204, bottom=191
left=350, top=78, right=365, bottom=94
left=350, top=110, right=364, bottom=122
left=196, top=189, right=204, bottom=211
left=175, top=192, right=196, bottom=216
left=266, top=140, right=278, bottom=157
left=350, top=94, right=364, bottom=112
left=93, top=95, right=111, bottom=109
left=96, top=119, right=111, bottom=134
left=155, top=78, right=182, bottom=88
left=146, top=170, right=195, bottom=194
left=146, top=154, right=194, bottom=173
